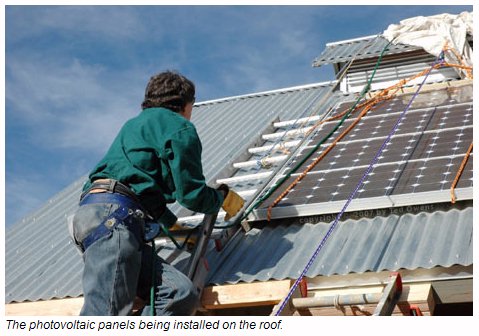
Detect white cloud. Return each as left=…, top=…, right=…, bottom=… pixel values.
left=6, top=55, right=144, bottom=153
left=7, top=6, right=148, bottom=42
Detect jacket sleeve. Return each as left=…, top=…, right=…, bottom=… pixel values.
left=167, top=126, right=224, bottom=214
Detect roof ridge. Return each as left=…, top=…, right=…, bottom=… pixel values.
left=196, top=81, right=336, bottom=106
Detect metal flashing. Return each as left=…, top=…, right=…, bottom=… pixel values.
left=249, top=188, right=473, bottom=222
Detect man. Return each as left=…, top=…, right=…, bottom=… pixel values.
left=68, top=71, right=244, bottom=316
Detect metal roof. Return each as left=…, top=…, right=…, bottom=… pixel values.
left=312, top=35, right=422, bottom=67
left=206, top=206, right=473, bottom=285
left=195, top=83, right=339, bottom=180
left=5, top=82, right=342, bottom=303
left=5, top=178, right=85, bottom=303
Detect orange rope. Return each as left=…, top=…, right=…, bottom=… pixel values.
left=442, top=42, right=473, bottom=79
left=441, top=63, right=473, bottom=72
left=450, top=142, right=473, bottom=204
left=266, top=100, right=377, bottom=221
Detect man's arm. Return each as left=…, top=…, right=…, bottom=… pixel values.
left=167, top=126, right=224, bottom=214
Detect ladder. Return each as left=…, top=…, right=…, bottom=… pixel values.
left=185, top=213, right=218, bottom=299
left=373, top=272, right=403, bottom=315
left=279, top=272, right=404, bottom=316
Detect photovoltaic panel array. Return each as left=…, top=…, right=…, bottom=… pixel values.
left=260, top=84, right=473, bottom=210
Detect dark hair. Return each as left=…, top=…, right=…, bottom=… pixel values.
left=141, top=70, right=195, bottom=113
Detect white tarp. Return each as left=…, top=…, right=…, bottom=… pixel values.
left=383, top=11, right=473, bottom=66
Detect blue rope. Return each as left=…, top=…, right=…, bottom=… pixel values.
left=274, top=56, right=444, bottom=316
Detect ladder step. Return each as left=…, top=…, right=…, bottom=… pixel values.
left=216, top=172, right=272, bottom=185
left=273, top=115, right=320, bottom=128
left=262, top=126, right=314, bottom=140
left=233, top=155, right=288, bottom=169
left=248, top=140, right=301, bottom=154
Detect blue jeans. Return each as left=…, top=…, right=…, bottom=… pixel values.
left=68, top=202, right=198, bottom=316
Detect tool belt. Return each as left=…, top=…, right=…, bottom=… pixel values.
left=79, top=192, right=146, bottom=252
left=80, top=179, right=140, bottom=203
left=81, top=179, right=167, bottom=220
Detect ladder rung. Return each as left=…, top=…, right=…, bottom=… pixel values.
left=262, top=127, right=314, bottom=140
left=216, top=172, right=272, bottom=185
left=233, top=155, right=288, bottom=169
left=248, top=140, right=301, bottom=154
left=273, top=115, right=320, bottom=128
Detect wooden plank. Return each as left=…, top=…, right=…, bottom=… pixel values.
left=430, top=279, right=473, bottom=304
left=201, top=280, right=293, bottom=310
left=271, top=278, right=307, bottom=316
left=428, top=279, right=473, bottom=316
left=6, top=298, right=83, bottom=316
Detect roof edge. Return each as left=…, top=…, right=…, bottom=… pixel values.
left=325, top=34, right=380, bottom=47
left=196, top=81, right=337, bottom=106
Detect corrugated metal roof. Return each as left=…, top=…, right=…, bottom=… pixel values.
left=5, top=178, right=85, bottom=303
left=194, top=83, right=340, bottom=181
left=206, top=206, right=473, bottom=285
left=312, top=35, right=422, bottom=67
left=5, top=82, right=342, bottom=303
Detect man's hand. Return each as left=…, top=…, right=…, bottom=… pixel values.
left=221, top=188, right=245, bottom=221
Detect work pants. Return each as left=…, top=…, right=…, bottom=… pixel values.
left=68, top=202, right=197, bottom=316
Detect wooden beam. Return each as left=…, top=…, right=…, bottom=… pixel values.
left=271, top=278, right=307, bottom=316
left=428, top=279, right=473, bottom=316
left=5, top=298, right=83, bottom=316
left=430, top=279, right=473, bottom=304
left=201, top=280, right=293, bottom=310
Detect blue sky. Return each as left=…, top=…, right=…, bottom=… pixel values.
left=4, top=4, right=473, bottom=227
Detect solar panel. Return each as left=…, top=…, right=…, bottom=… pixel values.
left=259, top=84, right=473, bottom=213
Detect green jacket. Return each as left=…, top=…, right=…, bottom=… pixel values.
left=84, top=107, right=223, bottom=225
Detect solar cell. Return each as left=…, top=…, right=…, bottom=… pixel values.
left=260, top=84, right=473, bottom=213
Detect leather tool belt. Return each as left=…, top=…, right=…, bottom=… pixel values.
left=80, top=179, right=140, bottom=203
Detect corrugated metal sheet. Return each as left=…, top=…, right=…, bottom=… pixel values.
left=206, top=207, right=473, bottom=285
left=194, top=83, right=339, bottom=183
left=5, top=82, right=341, bottom=303
left=5, top=178, right=85, bottom=303
left=312, top=35, right=421, bottom=67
